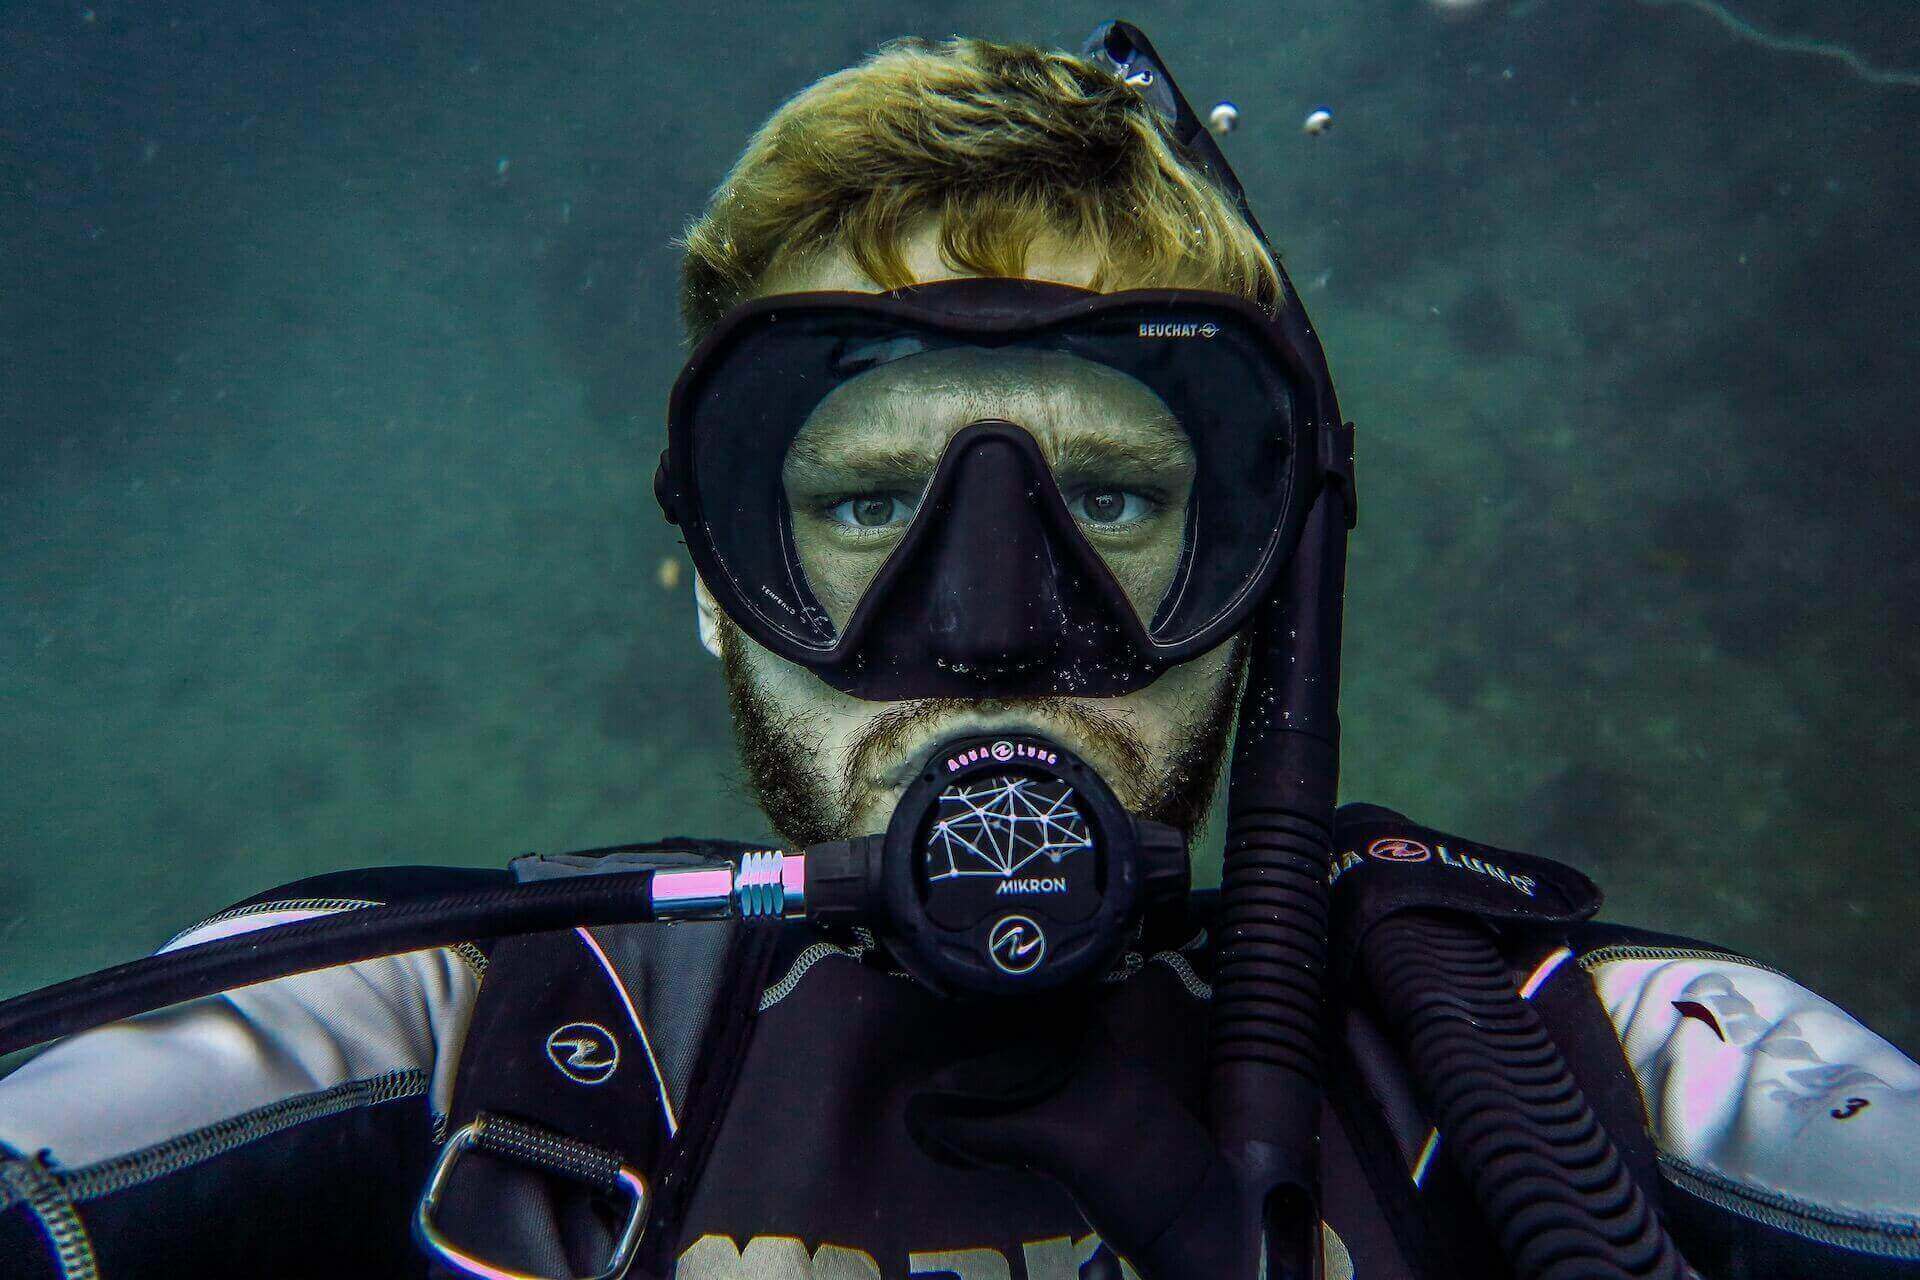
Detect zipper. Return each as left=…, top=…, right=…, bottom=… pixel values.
left=1661, top=1154, right=1920, bottom=1259
left=0, top=1155, right=97, bottom=1279
left=1576, top=942, right=1791, bottom=983
left=51, top=1069, right=429, bottom=1203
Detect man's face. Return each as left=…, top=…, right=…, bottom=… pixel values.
left=692, top=227, right=1247, bottom=847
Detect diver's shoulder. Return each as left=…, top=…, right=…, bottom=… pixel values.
left=1334, top=802, right=1920, bottom=1257
left=1581, top=922, right=1920, bottom=1261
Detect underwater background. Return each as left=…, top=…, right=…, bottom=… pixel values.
left=2, top=0, right=1915, bottom=1052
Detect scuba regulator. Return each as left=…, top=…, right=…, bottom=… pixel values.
left=805, top=734, right=1189, bottom=998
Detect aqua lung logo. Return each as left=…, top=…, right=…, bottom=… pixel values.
left=988, top=915, right=1047, bottom=975
left=1138, top=321, right=1220, bottom=339
left=996, top=876, right=1068, bottom=896
left=1434, top=845, right=1538, bottom=897
left=545, top=1021, right=619, bottom=1085
left=1367, top=837, right=1431, bottom=863
left=1328, top=836, right=1539, bottom=898
left=946, top=740, right=1058, bottom=772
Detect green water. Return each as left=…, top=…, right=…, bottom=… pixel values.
left=3, top=0, right=1915, bottom=1050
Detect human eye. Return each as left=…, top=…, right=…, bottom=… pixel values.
left=822, top=491, right=922, bottom=532
left=1067, top=487, right=1160, bottom=529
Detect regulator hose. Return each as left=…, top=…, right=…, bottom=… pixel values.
left=0, top=871, right=660, bottom=1058
left=1360, top=910, right=1696, bottom=1280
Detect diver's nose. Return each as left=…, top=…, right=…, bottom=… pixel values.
left=919, top=425, right=1066, bottom=678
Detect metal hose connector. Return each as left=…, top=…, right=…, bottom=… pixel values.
left=733, top=851, right=788, bottom=919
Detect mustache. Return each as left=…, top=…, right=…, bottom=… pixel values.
left=719, top=606, right=1247, bottom=847
left=840, top=696, right=1150, bottom=808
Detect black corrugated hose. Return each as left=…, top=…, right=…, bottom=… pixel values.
left=1361, top=910, right=1698, bottom=1280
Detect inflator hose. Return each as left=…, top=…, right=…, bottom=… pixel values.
left=1360, top=910, right=1695, bottom=1280
left=0, top=872, right=659, bottom=1058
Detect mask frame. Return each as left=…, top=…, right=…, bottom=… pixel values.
left=655, top=279, right=1353, bottom=699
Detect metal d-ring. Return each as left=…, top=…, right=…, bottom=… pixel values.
left=415, top=1117, right=649, bottom=1280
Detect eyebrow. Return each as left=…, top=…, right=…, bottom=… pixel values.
left=1047, top=433, right=1195, bottom=479
left=783, top=431, right=1196, bottom=494
left=784, top=439, right=941, bottom=489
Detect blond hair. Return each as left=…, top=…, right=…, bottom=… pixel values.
left=678, top=36, right=1281, bottom=341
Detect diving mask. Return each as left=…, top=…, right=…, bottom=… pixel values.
left=655, top=276, right=1352, bottom=699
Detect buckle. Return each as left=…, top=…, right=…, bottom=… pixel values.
left=1318, top=420, right=1358, bottom=530
left=415, top=1116, right=649, bottom=1280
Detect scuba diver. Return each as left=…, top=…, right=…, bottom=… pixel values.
left=1, top=23, right=1916, bottom=1280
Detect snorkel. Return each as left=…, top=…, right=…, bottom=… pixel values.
left=1086, top=23, right=1355, bottom=1278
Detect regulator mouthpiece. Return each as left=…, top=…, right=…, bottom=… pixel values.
left=805, top=733, right=1188, bottom=997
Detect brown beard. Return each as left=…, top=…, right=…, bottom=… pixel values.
left=718, top=615, right=1246, bottom=849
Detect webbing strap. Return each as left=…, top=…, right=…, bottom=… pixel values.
left=471, top=1114, right=623, bottom=1200
left=430, top=886, right=780, bottom=1280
